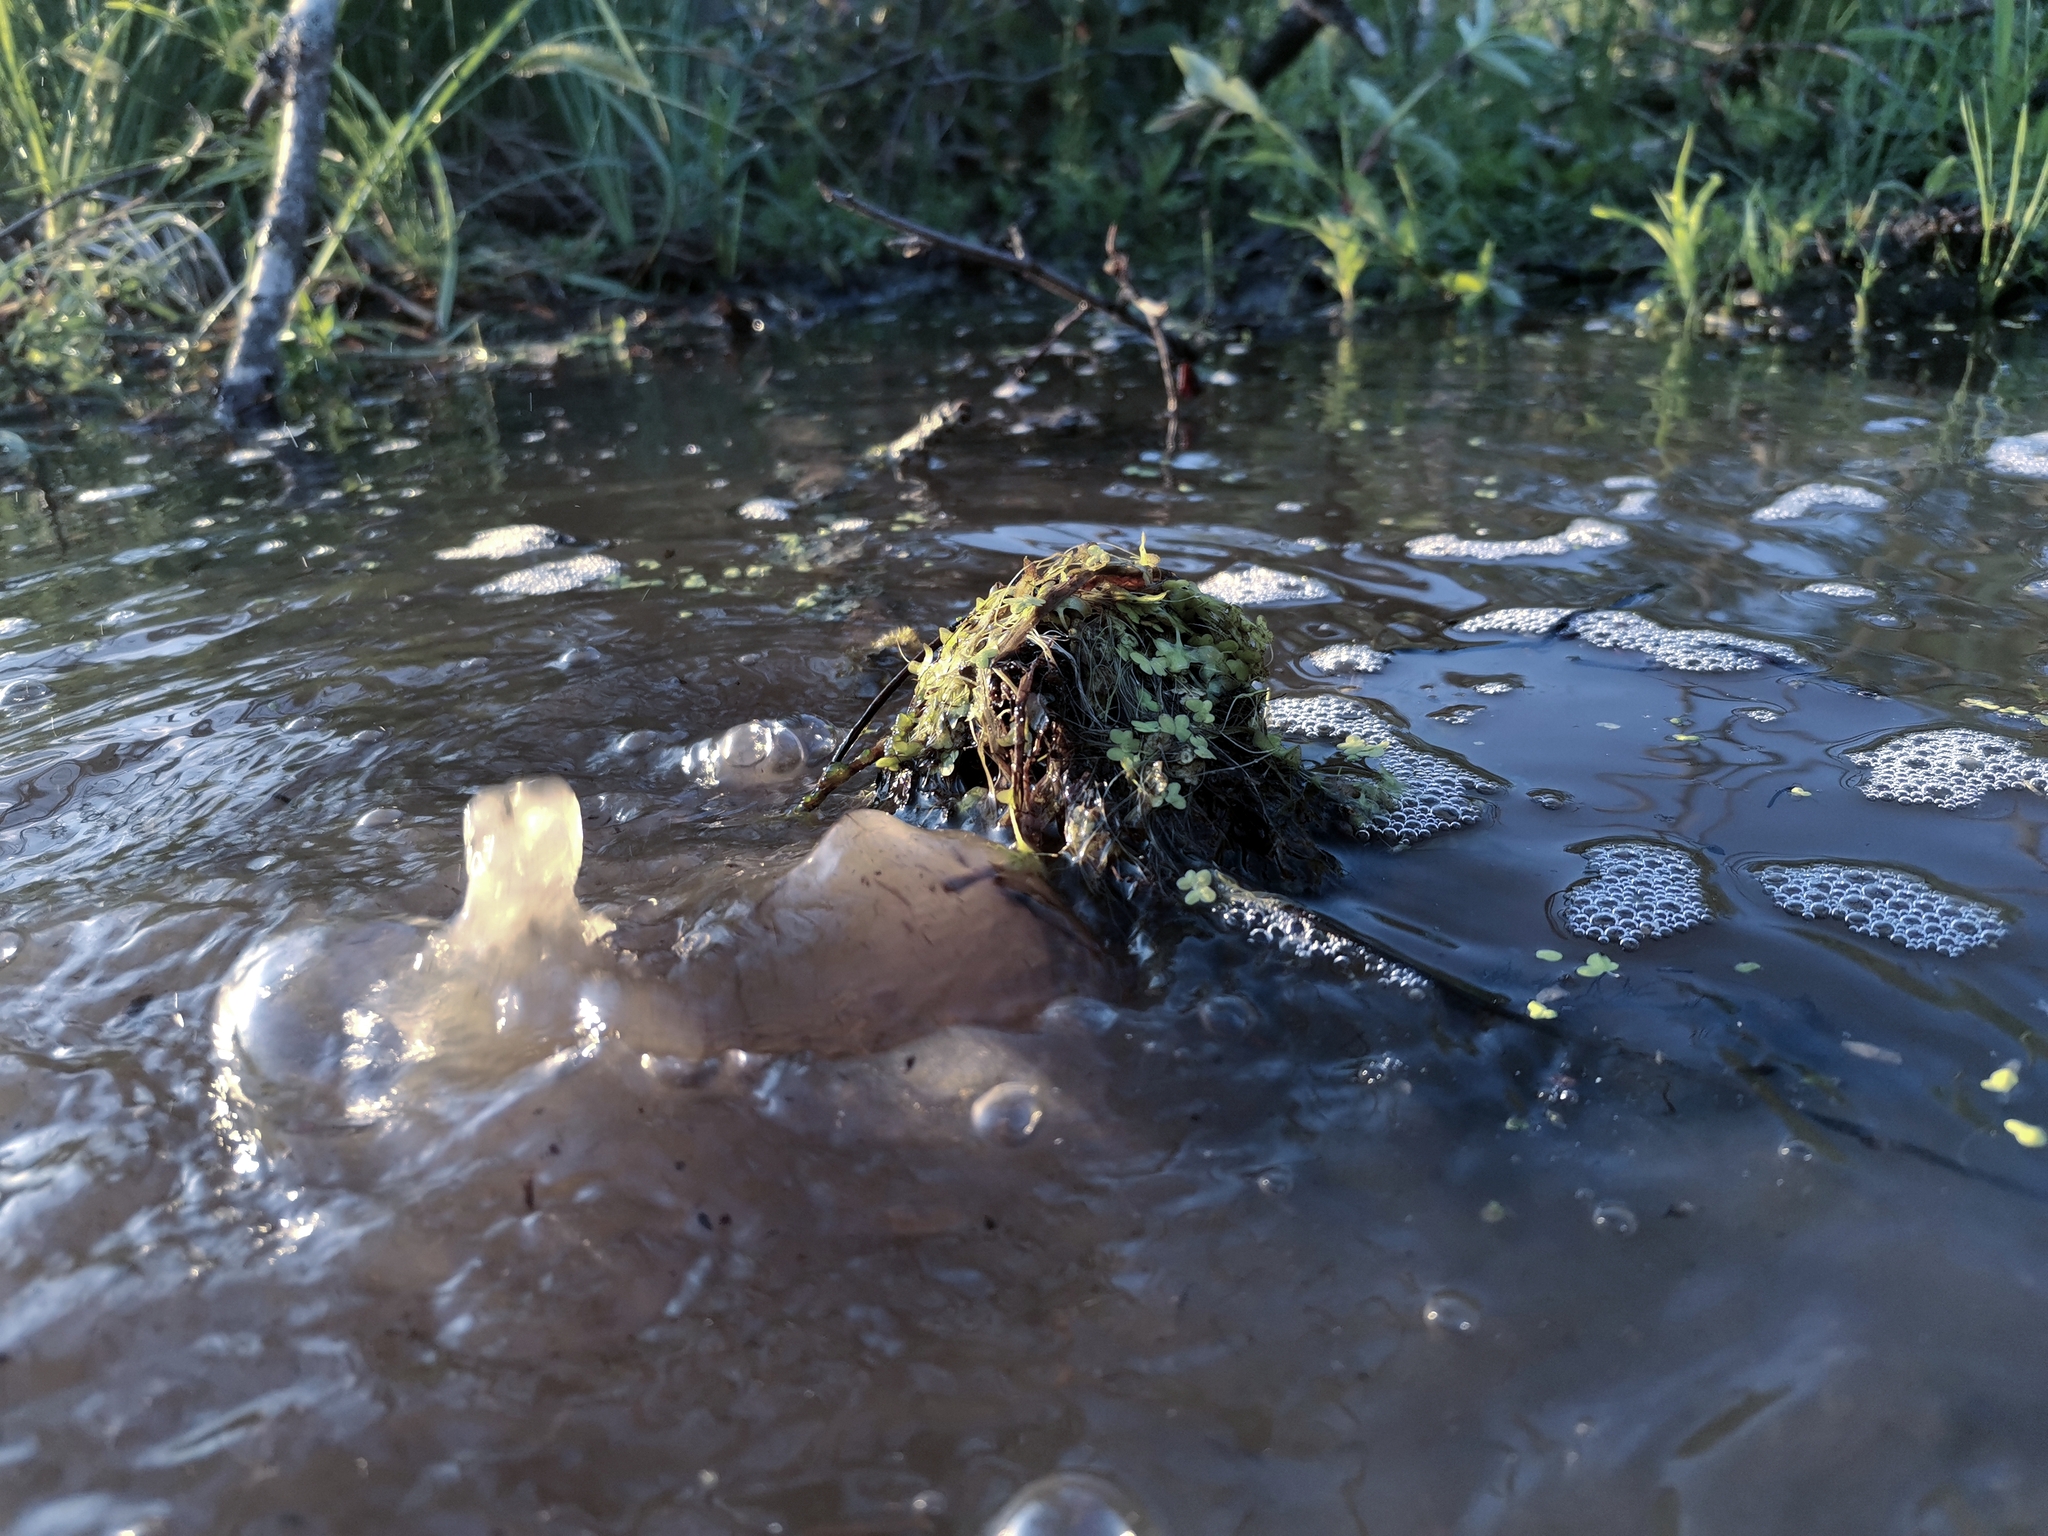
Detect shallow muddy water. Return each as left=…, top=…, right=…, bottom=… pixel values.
left=6, top=306, right=2048, bottom=1536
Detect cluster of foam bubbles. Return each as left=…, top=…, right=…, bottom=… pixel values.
left=435, top=525, right=566, bottom=561
left=1263, top=694, right=1500, bottom=843
left=1406, top=517, right=1629, bottom=561
left=1751, top=861, right=2009, bottom=955
left=1450, top=606, right=1574, bottom=636
left=1802, top=580, right=1879, bottom=601
left=1212, top=878, right=1430, bottom=993
left=472, top=553, right=624, bottom=597
left=1751, top=483, right=1888, bottom=522
left=1603, top=477, right=1660, bottom=518
left=736, top=496, right=796, bottom=522
left=1556, top=841, right=1714, bottom=949
left=1986, top=431, right=2048, bottom=478
left=1566, top=611, right=1803, bottom=671
left=660, top=716, right=836, bottom=788
left=1846, top=727, right=2048, bottom=809
left=1195, top=564, right=1338, bottom=606
left=1302, top=642, right=1390, bottom=675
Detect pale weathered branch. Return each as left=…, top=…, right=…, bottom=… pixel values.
left=218, top=0, right=342, bottom=427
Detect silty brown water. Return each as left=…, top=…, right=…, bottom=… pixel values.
left=4, top=305, right=2048, bottom=1534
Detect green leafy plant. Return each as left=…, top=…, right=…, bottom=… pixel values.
left=1959, top=87, right=2048, bottom=309
left=1593, top=125, right=1726, bottom=332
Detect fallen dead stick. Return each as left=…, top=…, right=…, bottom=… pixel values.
left=816, top=184, right=1197, bottom=365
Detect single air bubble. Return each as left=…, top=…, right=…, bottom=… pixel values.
left=971, top=1082, right=1044, bottom=1145
left=1196, top=565, right=1338, bottom=606
left=1802, top=581, right=1878, bottom=601
left=1254, top=1166, right=1294, bottom=1196
left=1750, top=859, right=2009, bottom=956
left=736, top=497, right=796, bottom=522
left=1450, top=606, right=1574, bottom=636
left=1565, top=611, right=1802, bottom=671
left=1590, top=1201, right=1639, bottom=1235
left=434, top=525, right=563, bottom=561
left=662, top=716, right=836, bottom=787
left=1302, top=642, right=1390, bottom=675
left=1846, top=727, right=2048, bottom=809
left=472, top=554, right=623, bottom=597
left=1751, top=483, right=1888, bottom=521
left=1423, top=1290, right=1482, bottom=1334
left=213, top=921, right=427, bottom=1108
left=1986, top=431, right=2048, bottom=478
left=1406, top=517, right=1629, bottom=561
left=983, top=1475, right=1150, bottom=1536
left=1556, top=841, right=1714, bottom=949
left=1780, top=1139, right=1815, bottom=1162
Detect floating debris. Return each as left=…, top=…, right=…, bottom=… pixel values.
left=1751, top=483, right=1888, bottom=521
left=74, top=483, right=156, bottom=504
left=472, top=554, right=624, bottom=597
left=736, top=497, right=797, bottom=523
left=1450, top=606, right=1574, bottom=636
left=1556, top=840, right=1714, bottom=949
left=1406, top=517, right=1629, bottom=561
left=1302, top=642, right=1390, bottom=675
left=863, top=399, right=970, bottom=463
left=1566, top=611, right=1802, bottom=671
left=1802, top=580, right=1878, bottom=600
left=1846, top=728, right=2048, bottom=809
left=435, top=524, right=565, bottom=560
left=1985, top=431, right=2048, bottom=478
left=1751, top=860, right=2009, bottom=955
left=1196, top=564, right=1338, bottom=606
left=810, top=544, right=1402, bottom=905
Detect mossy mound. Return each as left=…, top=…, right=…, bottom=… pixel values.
left=806, top=543, right=1399, bottom=910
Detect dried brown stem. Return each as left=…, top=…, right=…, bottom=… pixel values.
left=816, top=184, right=1195, bottom=363
left=1103, top=225, right=1182, bottom=455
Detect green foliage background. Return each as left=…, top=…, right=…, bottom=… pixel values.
left=2, top=0, right=2046, bottom=394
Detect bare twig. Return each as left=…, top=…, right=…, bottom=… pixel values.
left=0, top=157, right=188, bottom=248
left=1002, top=301, right=1089, bottom=393
left=1103, top=225, right=1182, bottom=454
left=816, top=184, right=1196, bottom=363
left=219, top=0, right=342, bottom=427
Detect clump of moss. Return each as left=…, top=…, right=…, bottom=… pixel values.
left=805, top=542, right=1398, bottom=908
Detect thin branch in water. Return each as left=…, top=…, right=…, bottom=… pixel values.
left=1002, top=300, right=1089, bottom=394
left=1102, top=225, right=1182, bottom=455
left=816, top=184, right=1196, bottom=363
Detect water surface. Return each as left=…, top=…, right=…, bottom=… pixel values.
left=5, top=308, right=2048, bottom=1534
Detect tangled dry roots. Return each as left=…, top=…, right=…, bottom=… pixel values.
left=806, top=543, right=1399, bottom=909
